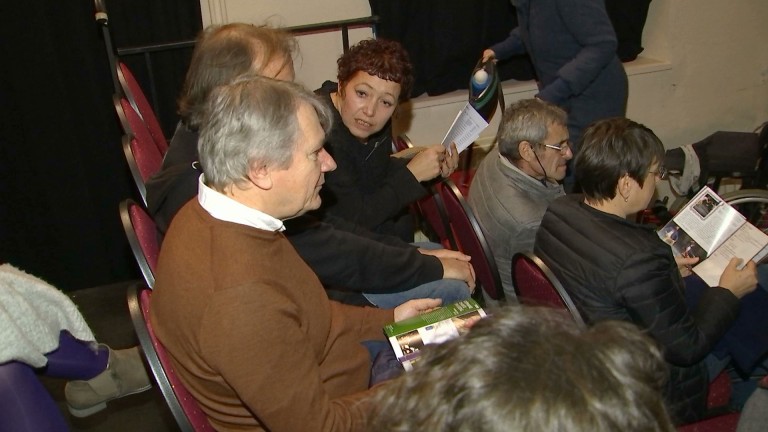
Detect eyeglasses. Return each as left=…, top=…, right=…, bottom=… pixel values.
left=649, top=166, right=668, bottom=180
left=539, top=139, right=571, bottom=154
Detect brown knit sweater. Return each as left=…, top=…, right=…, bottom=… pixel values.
left=151, top=201, right=394, bottom=431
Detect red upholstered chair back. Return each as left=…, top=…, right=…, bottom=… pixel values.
left=117, top=62, right=168, bottom=154
left=676, top=412, right=739, bottom=432
left=122, top=132, right=162, bottom=206
left=415, top=188, right=455, bottom=249
left=511, top=252, right=586, bottom=327
left=437, top=179, right=504, bottom=302
left=120, top=199, right=159, bottom=288
left=116, top=93, right=163, bottom=205
left=127, top=283, right=214, bottom=432
left=392, top=134, right=454, bottom=247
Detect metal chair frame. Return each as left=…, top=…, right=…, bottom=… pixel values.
left=438, top=178, right=504, bottom=302
left=511, top=252, right=586, bottom=327
left=119, top=199, right=158, bottom=287
left=127, top=283, right=214, bottom=431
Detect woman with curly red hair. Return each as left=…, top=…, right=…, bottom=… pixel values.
left=316, top=39, right=460, bottom=242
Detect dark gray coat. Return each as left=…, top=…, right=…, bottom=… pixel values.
left=491, top=0, right=628, bottom=145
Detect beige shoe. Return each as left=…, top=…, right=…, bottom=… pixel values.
left=65, top=346, right=152, bottom=417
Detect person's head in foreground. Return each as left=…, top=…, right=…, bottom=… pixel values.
left=368, top=306, right=674, bottom=432
left=199, top=75, right=335, bottom=220
left=180, top=23, right=297, bottom=130
left=332, top=38, right=414, bottom=142
left=497, top=98, right=573, bottom=183
left=576, top=117, right=666, bottom=217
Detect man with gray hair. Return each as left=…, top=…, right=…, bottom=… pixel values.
left=151, top=76, right=438, bottom=431
left=468, top=98, right=572, bottom=301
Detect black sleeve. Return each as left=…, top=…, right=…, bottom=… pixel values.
left=315, top=212, right=411, bottom=249
left=284, top=216, right=443, bottom=294
left=322, top=146, right=427, bottom=231
left=145, top=162, right=200, bottom=239
left=618, top=251, right=740, bottom=366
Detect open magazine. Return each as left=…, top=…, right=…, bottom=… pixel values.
left=383, top=299, right=486, bottom=371
left=657, top=186, right=768, bottom=286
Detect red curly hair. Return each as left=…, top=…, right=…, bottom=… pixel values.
left=336, top=39, right=414, bottom=103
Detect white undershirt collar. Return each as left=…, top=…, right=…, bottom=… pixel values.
left=197, top=175, right=285, bottom=232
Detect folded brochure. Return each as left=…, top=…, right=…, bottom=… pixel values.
left=383, top=299, right=486, bottom=371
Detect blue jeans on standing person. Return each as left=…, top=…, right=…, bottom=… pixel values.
left=363, top=242, right=471, bottom=309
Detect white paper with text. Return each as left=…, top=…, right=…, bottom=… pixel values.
left=441, top=103, right=489, bottom=155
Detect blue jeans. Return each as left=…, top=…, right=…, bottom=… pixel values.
left=363, top=279, right=471, bottom=309
left=363, top=242, right=471, bottom=308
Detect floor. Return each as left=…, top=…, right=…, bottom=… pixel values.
left=39, top=280, right=179, bottom=432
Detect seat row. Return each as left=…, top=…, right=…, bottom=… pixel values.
left=113, top=63, right=741, bottom=431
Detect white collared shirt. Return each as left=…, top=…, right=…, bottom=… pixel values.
left=197, top=175, right=285, bottom=232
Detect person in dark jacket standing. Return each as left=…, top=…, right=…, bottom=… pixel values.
left=483, top=0, right=627, bottom=190
left=534, top=118, right=757, bottom=424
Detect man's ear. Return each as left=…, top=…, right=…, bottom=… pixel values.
left=247, top=163, right=273, bottom=190
left=518, top=141, right=536, bottom=162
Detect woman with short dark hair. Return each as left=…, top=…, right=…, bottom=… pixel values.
left=535, top=117, right=758, bottom=424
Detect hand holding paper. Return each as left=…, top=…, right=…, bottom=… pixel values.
left=441, top=103, right=489, bottom=155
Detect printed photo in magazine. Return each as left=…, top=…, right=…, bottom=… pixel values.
left=383, top=299, right=486, bottom=371
left=657, top=186, right=768, bottom=286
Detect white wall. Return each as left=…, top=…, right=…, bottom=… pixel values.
left=201, top=0, right=768, bottom=200
left=200, top=0, right=375, bottom=90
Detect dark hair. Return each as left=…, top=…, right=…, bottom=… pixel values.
left=576, top=118, right=665, bottom=202
left=497, top=98, right=568, bottom=160
left=336, top=39, right=414, bottom=103
left=179, top=23, right=296, bottom=130
left=368, top=306, right=673, bottom=432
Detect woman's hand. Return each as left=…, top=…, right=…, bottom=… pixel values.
left=407, top=145, right=447, bottom=182
left=418, top=248, right=471, bottom=261
left=440, top=143, right=460, bottom=178
left=482, top=49, right=496, bottom=63
left=719, top=257, right=758, bottom=299
left=675, top=256, right=699, bottom=278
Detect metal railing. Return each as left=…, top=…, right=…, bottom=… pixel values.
left=95, top=0, right=378, bottom=111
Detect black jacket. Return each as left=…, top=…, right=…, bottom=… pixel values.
left=315, top=81, right=427, bottom=241
left=534, top=194, right=740, bottom=424
left=145, top=122, right=443, bottom=296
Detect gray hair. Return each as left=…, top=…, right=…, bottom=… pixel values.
left=179, top=23, right=297, bottom=130
left=369, top=306, right=674, bottom=432
left=497, top=98, right=567, bottom=160
left=198, top=76, right=333, bottom=190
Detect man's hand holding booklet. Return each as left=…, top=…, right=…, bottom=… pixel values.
left=383, top=299, right=486, bottom=371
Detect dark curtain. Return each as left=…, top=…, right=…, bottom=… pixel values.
left=606, top=0, right=652, bottom=62
left=369, top=0, right=535, bottom=97
left=0, top=0, right=200, bottom=291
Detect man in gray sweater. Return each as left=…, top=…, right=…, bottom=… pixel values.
left=468, top=99, right=571, bottom=301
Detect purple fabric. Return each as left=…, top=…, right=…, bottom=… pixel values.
left=364, top=341, right=403, bottom=387
left=43, top=331, right=108, bottom=380
left=0, top=362, right=69, bottom=432
left=684, top=276, right=768, bottom=374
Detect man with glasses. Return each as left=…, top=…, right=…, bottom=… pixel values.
left=468, top=98, right=571, bottom=302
